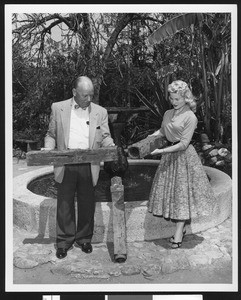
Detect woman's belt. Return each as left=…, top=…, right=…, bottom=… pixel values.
left=165, top=140, right=180, bottom=146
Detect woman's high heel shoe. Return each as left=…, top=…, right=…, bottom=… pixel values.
left=169, top=229, right=186, bottom=243
left=170, top=230, right=186, bottom=249
left=171, top=240, right=183, bottom=249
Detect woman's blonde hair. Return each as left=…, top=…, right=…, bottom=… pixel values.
left=168, top=80, right=197, bottom=112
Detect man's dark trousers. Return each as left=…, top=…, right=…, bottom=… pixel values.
left=56, top=163, right=95, bottom=248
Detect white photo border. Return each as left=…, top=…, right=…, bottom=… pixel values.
left=5, top=3, right=238, bottom=293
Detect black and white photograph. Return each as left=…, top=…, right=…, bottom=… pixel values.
left=5, top=3, right=238, bottom=293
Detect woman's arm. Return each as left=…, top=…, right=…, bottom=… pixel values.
left=151, top=113, right=198, bottom=155
left=148, top=111, right=167, bottom=137
left=148, top=128, right=165, bottom=137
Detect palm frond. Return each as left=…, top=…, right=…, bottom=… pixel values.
left=148, top=13, right=205, bottom=45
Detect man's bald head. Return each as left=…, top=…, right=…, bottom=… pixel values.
left=72, top=76, right=94, bottom=109
left=73, top=76, right=94, bottom=90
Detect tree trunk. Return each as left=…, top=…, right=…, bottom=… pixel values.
left=199, top=22, right=211, bottom=137
left=94, top=14, right=136, bottom=103
left=82, top=13, right=93, bottom=75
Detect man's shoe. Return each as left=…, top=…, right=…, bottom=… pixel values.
left=114, top=254, right=127, bottom=263
left=56, top=246, right=73, bottom=259
left=75, top=242, right=92, bottom=253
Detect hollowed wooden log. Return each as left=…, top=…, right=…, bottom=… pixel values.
left=128, top=136, right=168, bottom=159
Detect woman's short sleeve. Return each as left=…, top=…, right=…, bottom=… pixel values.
left=179, top=113, right=198, bottom=149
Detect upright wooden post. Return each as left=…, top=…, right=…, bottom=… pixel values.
left=110, top=176, right=127, bottom=263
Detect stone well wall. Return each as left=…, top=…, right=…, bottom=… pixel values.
left=13, top=160, right=232, bottom=242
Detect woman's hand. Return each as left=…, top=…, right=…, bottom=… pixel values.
left=148, top=130, right=160, bottom=137
left=150, top=148, right=162, bottom=155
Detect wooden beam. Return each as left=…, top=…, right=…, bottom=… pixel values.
left=128, top=136, right=169, bottom=159
left=110, top=176, right=127, bottom=263
left=14, top=139, right=38, bottom=152
left=106, top=107, right=150, bottom=114
left=26, top=146, right=118, bottom=166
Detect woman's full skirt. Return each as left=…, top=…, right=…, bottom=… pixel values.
left=148, top=145, right=215, bottom=220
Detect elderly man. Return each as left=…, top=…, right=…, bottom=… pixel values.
left=43, top=76, right=115, bottom=259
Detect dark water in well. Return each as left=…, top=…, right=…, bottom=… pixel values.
left=27, top=165, right=158, bottom=202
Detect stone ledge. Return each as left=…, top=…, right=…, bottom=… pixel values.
left=13, top=161, right=232, bottom=242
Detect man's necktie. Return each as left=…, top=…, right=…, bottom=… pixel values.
left=74, top=104, right=87, bottom=110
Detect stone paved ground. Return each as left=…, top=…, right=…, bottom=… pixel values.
left=13, top=217, right=232, bottom=284
left=12, top=158, right=233, bottom=285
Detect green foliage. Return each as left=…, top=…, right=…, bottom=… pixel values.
left=13, top=46, right=80, bottom=144
left=148, top=13, right=231, bottom=144
left=148, top=13, right=205, bottom=45
left=12, top=12, right=232, bottom=150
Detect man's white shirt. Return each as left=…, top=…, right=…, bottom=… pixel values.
left=68, top=100, right=90, bottom=149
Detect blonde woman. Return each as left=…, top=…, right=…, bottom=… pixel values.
left=148, top=80, right=215, bottom=249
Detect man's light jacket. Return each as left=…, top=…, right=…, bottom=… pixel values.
left=44, top=98, right=114, bottom=186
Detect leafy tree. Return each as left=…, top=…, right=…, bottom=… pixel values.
left=147, top=12, right=231, bottom=143
left=12, top=12, right=231, bottom=147
left=12, top=12, right=165, bottom=144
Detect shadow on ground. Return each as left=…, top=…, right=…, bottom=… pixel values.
left=152, top=234, right=204, bottom=249
left=23, top=234, right=56, bottom=245
left=106, top=241, right=116, bottom=262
